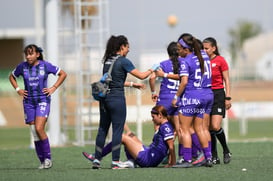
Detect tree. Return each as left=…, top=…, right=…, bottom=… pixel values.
left=228, top=20, right=262, bottom=62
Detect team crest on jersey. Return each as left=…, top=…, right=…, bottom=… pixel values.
left=40, top=70, right=45, bottom=76
left=181, top=64, right=186, bottom=70
left=165, top=126, right=171, bottom=133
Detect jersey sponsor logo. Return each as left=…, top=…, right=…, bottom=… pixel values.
left=29, top=77, right=39, bottom=81
left=182, top=97, right=201, bottom=105
left=181, top=108, right=205, bottom=114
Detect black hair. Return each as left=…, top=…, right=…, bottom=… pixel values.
left=203, top=37, right=220, bottom=56
left=102, top=35, right=129, bottom=63
left=178, top=33, right=205, bottom=75
left=167, top=41, right=180, bottom=74
left=24, top=44, right=44, bottom=60
left=196, top=39, right=204, bottom=50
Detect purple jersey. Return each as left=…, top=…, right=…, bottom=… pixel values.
left=157, top=58, right=183, bottom=115
left=158, top=58, right=181, bottom=94
left=136, top=121, right=174, bottom=167
left=179, top=51, right=211, bottom=90
left=12, top=60, right=60, bottom=103
left=178, top=51, right=213, bottom=118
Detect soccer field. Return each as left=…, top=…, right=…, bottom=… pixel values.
left=1, top=121, right=273, bottom=181
left=0, top=142, right=272, bottom=181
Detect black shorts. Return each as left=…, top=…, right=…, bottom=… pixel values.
left=211, top=88, right=226, bottom=118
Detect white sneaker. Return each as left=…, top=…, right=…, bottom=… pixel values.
left=123, top=160, right=135, bottom=168
left=176, top=156, right=184, bottom=164
left=38, top=163, right=45, bottom=169
left=111, top=161, right=129, bottom=169
left=44, top=158, right=52, bottom=169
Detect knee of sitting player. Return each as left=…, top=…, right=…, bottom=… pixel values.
left=122, top=134, right=132, bottom=144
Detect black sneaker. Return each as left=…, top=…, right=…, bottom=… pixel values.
left=205, top=159, right=213, bottom=167
left=212, top=156, right=220, bottom=164
left=223, top=152, right=232, bottom=164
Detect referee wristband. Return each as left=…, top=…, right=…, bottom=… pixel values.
left=130, top=81, right=134, bottom=87
left=151, top=91, right=156, bottom=94
left=164, top=73, right=168, bottom=78
left=15, top=87, right=20, bottom=92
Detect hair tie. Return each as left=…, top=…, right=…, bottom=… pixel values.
left=37, top=47, right=43, bottom=53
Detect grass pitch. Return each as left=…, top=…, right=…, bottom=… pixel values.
left=1, top=120, right=273, bottom=181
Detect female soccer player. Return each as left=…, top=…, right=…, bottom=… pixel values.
left=172, top=33, right=214, bottom=168
left=9, top=44, right=67, bottom=169
left=149, top=42, right=184, bottom=162
left=83, top=105, right=176, bottom=168
left=203, top=37, right=232, bottom=164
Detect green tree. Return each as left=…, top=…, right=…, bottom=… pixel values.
left=228, top=20, right=262, bottom=62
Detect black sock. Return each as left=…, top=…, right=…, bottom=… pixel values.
left=215, top=128, right=230, bottom=154
left=210, top=131, right=218, bottom=157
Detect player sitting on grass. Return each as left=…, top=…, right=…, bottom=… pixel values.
left=83, top=105, right=176, bottom=168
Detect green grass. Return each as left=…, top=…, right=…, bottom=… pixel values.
left=1, top=120, right=273, bottom=181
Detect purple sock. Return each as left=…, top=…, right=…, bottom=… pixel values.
left=102, top=142, right=112, bottom=157
left=182, top=147, right=192, bottom=162
left=178, top=144, right=183, bottom=157
left=202, top=147, right=212, bottom=160
left=192, top=144, right=198, bottom=158
left=208, top=141, right=211, bottom=153
left=191, top=133, right=202, bottom=151
left=41, top=138, right=51, bottom=160
left=34, top=140, right=44, bottom=163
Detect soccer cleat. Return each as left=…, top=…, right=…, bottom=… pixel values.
left=161, top=156, right=168, bottom=164
left=192, top=153, right=206, bottom=167
left=38, top=163, right=44, bottom=169
left=205, top=159, right=213, bottom=167
left=92, top=159, right=101, bottom=169
left=176, top=156, right=184, bottom=164
left=223, top=152, right=232, bottom=164
left=172, top=161, right=193, bottom=168
left=82, top=152, right=95, bottom=162
left=122, top=160, right=136, bottom=168
left=111, top=161, right=129, bottom=169
left=43, top=158, right=52, bottom=169
left=212, top=156, right=221, bottom=164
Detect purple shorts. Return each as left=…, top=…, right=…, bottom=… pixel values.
left=157, top=94, right=179, bottom=116
left=179, top=89, right=213, bottom=118
left=23, top=101, right=50, bottom=124
left=135, top=145, right=165, bottom=167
